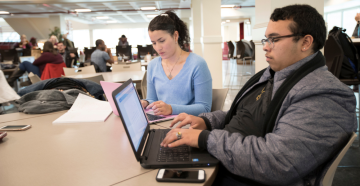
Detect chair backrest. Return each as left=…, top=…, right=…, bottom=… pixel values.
left=250, top=40, right=256, bottom=60
left=28, top=72, right=41, bottom=84
left=227, top=41, right=235, bottom=58
left=112, top=62, right=141, bottom=72
left=0, top=49, right=17, bottom=62
left=116, top=45, right=132, bottom=59
left=81, top=74, right=104, bottom=85
left=141, top=71, right=147, bottom=99
left=63, top=65, right=96, bottom=76
left=322, top=132, right=357, bottom=186
left=211, top=88, right=229, bottom=112
left=243, top=41, right=253, bottom=58
left=235, top=40, right=245, bottom=59
left=324, top=35, right=344, bottom=78
left=41, top=63, right=67, bottom=80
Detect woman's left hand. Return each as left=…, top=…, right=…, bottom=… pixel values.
left=161, top=128, right=201, bottom=148
left=146, top=100, right=172, bottom=115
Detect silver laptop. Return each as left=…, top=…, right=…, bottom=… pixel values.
left=19, top=56, right=35, bottom=63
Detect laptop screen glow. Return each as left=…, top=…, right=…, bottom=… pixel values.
left=19, top=56, right=35, bottom=63
left=115, top=83, right=147, bottom=151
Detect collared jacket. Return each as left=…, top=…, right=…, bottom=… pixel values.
left=199, top=52, right=357, bottom=186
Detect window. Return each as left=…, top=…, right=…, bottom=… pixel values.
left=73, top=30, right=90, bottom=50
left=343, top=8, right=360, bottom=36
left=327, top=12, right=342, bottom=33
left=325, top=5, right=360, bottom=36
left=0, top=32, right=20, bottom=42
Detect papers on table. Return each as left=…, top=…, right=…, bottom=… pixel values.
left=53, top=94, right=113, bottom=124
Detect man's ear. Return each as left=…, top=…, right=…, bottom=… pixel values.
left=302, top=35, right=314, bottom=52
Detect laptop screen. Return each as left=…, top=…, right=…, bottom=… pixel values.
left=19, top=56, right=35, bottom=63
left=114, top=82, right=148, bottom=151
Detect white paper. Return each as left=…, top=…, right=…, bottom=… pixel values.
left=53, top=94, right=112, bottom=124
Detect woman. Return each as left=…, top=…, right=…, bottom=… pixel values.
left=14, top=34, right=31, bottom=49
left=140, top=11, right=212, bottom=116
left=30, top=37, right=38, bottom=48
left=7, top=41, right=64, bottom=86
left=49, top=35, right=59, bottom=48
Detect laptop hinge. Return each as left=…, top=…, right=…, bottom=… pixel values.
left=142, top=129, right=155, bottom=160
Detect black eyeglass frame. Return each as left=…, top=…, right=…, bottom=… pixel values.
left=261, top=34, right=306, bottom=48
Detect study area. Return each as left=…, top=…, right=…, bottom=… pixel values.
left=1, top=0, right=360, bottom=186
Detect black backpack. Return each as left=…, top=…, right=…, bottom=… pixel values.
left=329, top=26, right=360, bottom=79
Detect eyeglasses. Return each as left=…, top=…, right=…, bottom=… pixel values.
left=261, top=34, right=305, bottom=48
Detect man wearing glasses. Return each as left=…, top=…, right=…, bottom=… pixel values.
left=161, top=4, right=357, bottom=186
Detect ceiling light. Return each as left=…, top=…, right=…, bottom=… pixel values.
left=75, top=9, right=91, bottom=12
left=246, top=21, right=250, bottom=24
left=221, top=5, right=235, bottom=8
left=141, top=7, right=156, bottom=10
left=226, top=20, right=230, bottom=22
left=106, top=21, right=117, bottom=23
left=0, top=11, right=10, bottom=14
left=221, top=22, right=225, bottom=24
left=96, top=16, right=109, bottom=20
left=146, top=14, right=158, bottom=18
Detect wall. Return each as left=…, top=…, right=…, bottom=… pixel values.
left=4, top=17, right=51, bottom=40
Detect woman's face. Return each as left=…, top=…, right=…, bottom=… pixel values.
left=21, top=35, right=27, bottom=43
left=149, top=30, right=178, bottom=59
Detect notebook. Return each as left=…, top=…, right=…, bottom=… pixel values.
left=100, top=81, right=176, bottom=124
left=19, top=56, right=35, bottom=63
left=112, top=79, right=219, bottom=168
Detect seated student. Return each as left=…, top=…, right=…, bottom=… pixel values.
left=118, top=35, right=129, bottom=47
left=7, top=41, right=64, bottom=85
left=57, top=41, right=78, bottom=68
left=91, top=39, right=114, bottom=72
left=14, top=34, right=31, bottom=49
left=49, top=35, right=59, bottom=48
left=160, top=5, right=357, bottom=186
left=140, top=11, right=212, bottom=116
left=29, top=37, right=38, bottom=49
left=352, top=13, right=360, bottom=38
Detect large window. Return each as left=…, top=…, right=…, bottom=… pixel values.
left=325, top=6, right=360, bottom=37
left=0, top=32, right=20, bottom=42
left=73, top=29, right=90, bottom=50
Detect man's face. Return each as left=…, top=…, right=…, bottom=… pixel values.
left=263, top=20, right=303, bottom=71
left=57, top=43, right=65, bottom=52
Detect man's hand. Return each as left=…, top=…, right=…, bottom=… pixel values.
left=70, top=53, right=75, bottom=58
left=146, top=101, right=172, bottom=115
left=170, top=113, right=207, bottom=130
left=161, top=128, right=201, bottom=148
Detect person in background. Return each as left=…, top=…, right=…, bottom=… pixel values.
left=14, top=34, right=31, bottom=49
left=352, top=13, right=360, bottom=38
left=29, top=37, right=38, bottom=49
left=160, top=4, right=356, bottom=186
left=140, top=10, right=212, bottom=116
left=62, top=33, right=74, bottom=48
left=7, top=41, right=64, bottom=86
left=91, top=39, right=114, bottom=72
left=118, top=35, right=129, bottom=47
left=57, top=41, right=78, bottom=68
left=49, top=35, right=59, bottom=48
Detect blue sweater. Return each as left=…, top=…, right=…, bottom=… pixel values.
left=146, top=52, right=212, bottom=115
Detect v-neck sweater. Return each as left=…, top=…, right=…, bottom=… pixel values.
left=145, top=52, right=212, bottom=115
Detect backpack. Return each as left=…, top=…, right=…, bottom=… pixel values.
left=328, top=26, right=360, bottom=79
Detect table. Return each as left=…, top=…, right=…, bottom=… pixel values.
left=66, top=70, right=145, bottom=83
left=0, top=111, right=217, bottom=186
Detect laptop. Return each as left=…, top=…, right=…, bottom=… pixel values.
left=19, top=56, right=35, bottom=63
left=112, top=79, right=219, bottom=168
left=100, top=80, right=176, bottom=124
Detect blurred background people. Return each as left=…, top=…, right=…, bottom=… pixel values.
left=118, top=35, right=129, bottom=47
left=62, top=33, right=74, bottom=48
left=57, top=41, right=78, bottom=67
left=14, top=34, right=31, bottom=49
left=352, top=13, right=360, bottom=38
left=91, top=39, right=114, bottom=72
left=49, top=35, right=59, bottom=48
left=29, top=37, right=38, bottom=49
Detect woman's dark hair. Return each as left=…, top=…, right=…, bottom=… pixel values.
left=270, top=4, right=326, bottom=52
left=148, top=10, right=190, bottom=50
left=43, top=41, right=57, bottom=55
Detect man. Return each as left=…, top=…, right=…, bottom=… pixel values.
left=160, top=4, right=357, bottom=186
left=352, top=13, right=360, bottom=38
left=57, top=41, right=77, bottom=68
left=91, top=39, right=114, bottom=72
left=118, top=35, right=129, bottom=47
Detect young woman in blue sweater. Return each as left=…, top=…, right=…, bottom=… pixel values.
left=140, top=10, right=212, bottom=116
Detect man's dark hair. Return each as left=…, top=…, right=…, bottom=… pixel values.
left=95, top=39, right=103, bottom=47
left=270, top=4, right=326, bottom=52
left=58, top=41, right=64, bottom=45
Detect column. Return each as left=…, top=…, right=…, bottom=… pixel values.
left=191, top=0, right=203, bottom=57
left=253, top=0, right=324, bottom=73
left=49, top=15, right=66, bottom=36
left=200, top=0, right=223, bottom=89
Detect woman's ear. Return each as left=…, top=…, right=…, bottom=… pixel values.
left=174, top=31, right=179, bottom=44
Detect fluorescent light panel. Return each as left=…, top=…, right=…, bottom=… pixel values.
left=221, top=5, right=235, bottom=8
left=96, top=16, right=109, bottom=19
left=146, top=14, right=158, bottom=18
left=141, top=7, right=156, bottom=10
left=0, top=11, right=10, bottom=14
left=75, top=9, right=91, bottom=12
left=226, top=20, right=230, bottom=22
left=106, top=21, right=117, bottom=23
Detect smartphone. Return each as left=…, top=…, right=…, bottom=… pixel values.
left=0, top=125, right=31, bottom=131
left=156, top=169, right=205, bottom=183
left=0, top=132, right=7, bottom=140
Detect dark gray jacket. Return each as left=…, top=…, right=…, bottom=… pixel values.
left=199, top=52, right=357, bottom=185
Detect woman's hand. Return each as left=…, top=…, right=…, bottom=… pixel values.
left=140, top=100, right=149, bottom=108
left=146, top=101, right=172, bottom=115
left=170, top=113, right=207, bottom=130
left=161, top=128, right=202, bottom=148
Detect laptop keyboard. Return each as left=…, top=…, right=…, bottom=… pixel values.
left=146, top=113, right=165, bottom=121
left=157, top=130, right=190, bottom=162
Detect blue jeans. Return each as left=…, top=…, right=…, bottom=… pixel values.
left=19, top=61, right=41, bottom=77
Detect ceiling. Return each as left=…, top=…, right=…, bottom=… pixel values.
left=0, top=0, right=255, bottom=24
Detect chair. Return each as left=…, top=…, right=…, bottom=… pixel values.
left=141, top=71, right=147, bottom=99
left=0, top=49, right=17, bottom=62
left=63, top=65, right=96, bottom=76
left=211, top=88, right=229, bottom=112
left=116, top=45, right=132, bottom=59
left=322, top=132, right=357, bottom=186
left=28, top=72, right=41, bottom=84
left=41, top=63, right=67, bottom=80
left=227, top=41, right=235, bottom=59
left=112, top=62, right=141, bottom=72
left=80, top=74, right=104, bottom=85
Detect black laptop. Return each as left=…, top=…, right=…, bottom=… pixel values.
left=112, top=79, right=219, bottom=168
